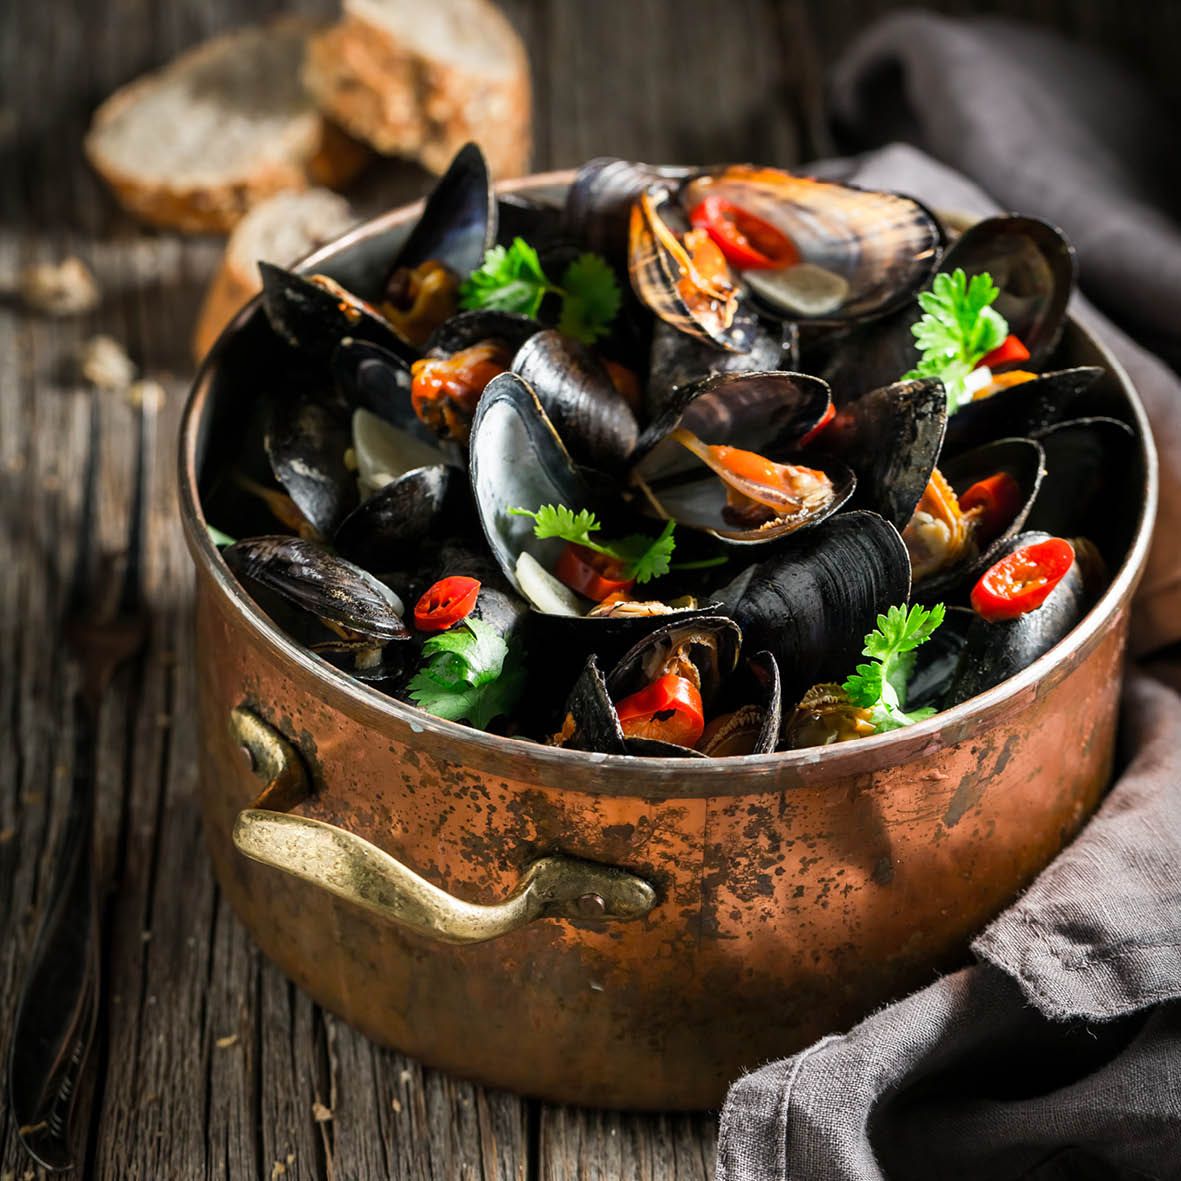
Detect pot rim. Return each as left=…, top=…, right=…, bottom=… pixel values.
left=178, top=169, right=1159, bottom=787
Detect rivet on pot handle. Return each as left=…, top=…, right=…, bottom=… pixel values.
left=228, top=706, right=658, bottom=945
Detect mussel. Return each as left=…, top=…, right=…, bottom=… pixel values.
left=719, top=510, right=912, bottom=702
left=680, top=165, right=945, bottom=322
left=223, top=536, right=412, bottom=643
left=511, top=329, right=639, bottom=470
left=632, top=371, right=854, bottom=543
left=944, top=532, right=1089, bottom=704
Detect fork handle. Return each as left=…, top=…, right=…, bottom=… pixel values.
left=6, top=700, right=102, bottom=1172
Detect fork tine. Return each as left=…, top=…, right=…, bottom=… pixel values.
left=67, top=394, right=102, bottom=615
left=118, top=390, right=154, bottom=614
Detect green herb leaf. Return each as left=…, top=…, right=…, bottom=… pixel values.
left=206, top=524, right=237, bottom=547
left=841, top=602, right=945, bottom=732
left=408, top=618, right=523, bottom=729
left=558, top=253, right=623, bottom=344
left=460, top=240, right=621, bottom=343
left=509, top=503, right=676, bottom=582
left=459, top=238, right=555, bottom=317
left=903, top=269, right=1009, bottom=413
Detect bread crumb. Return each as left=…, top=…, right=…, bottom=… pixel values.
left=286, top=1153, right=296, bottom=1166
left=215, top=1033, right=240, bottom=1049
left=390, top=1096, right=402, bottom=1113
left=398, top=1069, right=411, bottom=1084
left=270, top=1163, right=286, bottom=1179
left=20, top=257, right=101, bottom=316
left=312, top=1099, right=333, bottom=1122
left=78, top=335, right=137, bottom=391
left=127, top=379, right=166, bottom=411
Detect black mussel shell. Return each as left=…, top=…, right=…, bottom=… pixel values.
left=496, top=193, right=565, bottom=245
left=511, top=329, right=639, bottom=471
left=819, top=305, right=920, bottom=405
left=564, top=157, right=692, bottom=261
left=468, top=371, right=593, bottom=602
left=264, top=394, right=357, bottom=538
left=386, top=142, right=495, bottom=283
left=646, top=316, right=790, bottom=421
left=944, top=532, right=1088, bottom=704
left=633, top=371, right=854, bottom=544
left=557, top=654, right=627, bottom=755
left=681, top=166, right=945, bottom=323
left=698, top=650, right=782, bottom=757
left=822, top=377, right=947, bottom=528
left=605, top=615, right=741, bottom=708
left=943, top=366, right=1104, bottom=455
left=629, top=186, right=754, bottom=352
left=425, top=308, right=542, bottom=358
left=260, top=264, right=415, bottom=365
left=910, top=437, right=1045, bottom=603
left=1026, top=416, right=1136, bottom=544
left=941, top=215, right=1075, bottom=366
left=719, top=511, right=912, bottom=702
left=332, top=338, right=414, bottom=426
left=223, top=536, right=411, bottom=642
left=906, top=605, right=974, bottom=712
left=334, top=465, right=465, bottom=572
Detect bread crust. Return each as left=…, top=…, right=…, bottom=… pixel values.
left=85, top=23, right=370, bottom=234
left=304, top=5, right=532, bottom=179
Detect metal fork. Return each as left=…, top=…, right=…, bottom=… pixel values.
left=7, top=392, right=152, bottom=1171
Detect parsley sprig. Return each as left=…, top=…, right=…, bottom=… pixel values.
left=509, top=504, right=676, bottom=584
left=903, top=269, right=1008, bottom=413
left=460, top=238, right=622, bottom=345
left=408, top=617, right=524, bottom=729
left=842, top=603, right=945, bottom=733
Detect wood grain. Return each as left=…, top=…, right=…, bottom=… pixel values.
left=0, top=0, right=1173, bottom=1177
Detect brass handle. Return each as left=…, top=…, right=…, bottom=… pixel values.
left=228, top=707, right=657, bottom=945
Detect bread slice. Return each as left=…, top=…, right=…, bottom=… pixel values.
left=192, top=187, right=358, bottom=360
left=304, top=0, right=532, bottom=180
left=85, top=21, right=369, bottom=234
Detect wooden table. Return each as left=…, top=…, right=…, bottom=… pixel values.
left=1, top=2, right=1174, bottom=1177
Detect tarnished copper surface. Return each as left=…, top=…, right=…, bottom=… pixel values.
left=180, top=176, right=1158, bottom=1111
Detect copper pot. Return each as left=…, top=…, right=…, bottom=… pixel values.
left=180, top=174, right=1157, bottom=1110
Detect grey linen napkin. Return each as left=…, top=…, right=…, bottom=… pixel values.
left=716, top=15, right=1181, bottom=1181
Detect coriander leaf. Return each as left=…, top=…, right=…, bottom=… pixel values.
left=206, top=524, right=237, bottom=547
left=841, top=603, right=946, bottom=733
left=558, top=253, right=622, bottom=344
left=609, top=520, right=676, bottom=584
left=903, top=268, right=1009, bottom=414
left=509, top=503, right=676, bottom=581
left=408, top=619, right=522, bottom=729
left=459, top=238, right=555, bottom=317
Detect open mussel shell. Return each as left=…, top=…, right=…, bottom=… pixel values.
left=260, top=263, right=415, bottom=365
left=334, top=465, right=466, bottom=573
left=468, top=370, right=593, bottom=600
left=943, top=366, right=1104, bottom=455
left=1026, top=416, right=1136, bottom=543
left=822, top=377, right=947, bottom=528
left=558, top=616, right=742, bottom=759
left=264, top=394, right=357, bottom=538
left=332, top=338, right=413, bottom=424
left=222, top=536, right=411, bottom=642
left=681, top=165, right=945, bottom=323
left=719, top=510, right=912, bottom=703
left=911, top=437, right=1045, bottom=603
left=633, top=370, right=854, bottom=544
left=944, top=532, right=1088, bottom=705
left=564, top=157, right=693, bottom=261
left=645, top=316, right=792, bottom=420
left=698, top=650, right=782, bottom=757
left=511, top=329, right=639, bottom=470
left=386, top=142, right=495, bottom=283
left=629, top=186, right=755, bottom=352
left=941, top=215, right=1075, bottom=367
